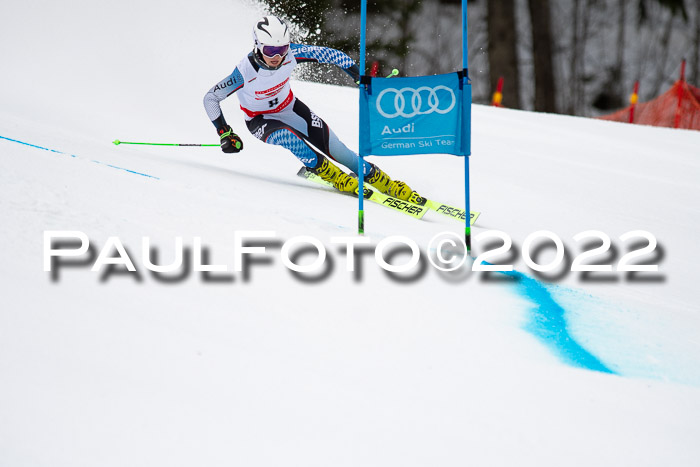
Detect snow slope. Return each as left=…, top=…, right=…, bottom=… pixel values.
left=1, top=0, right=700, bottom=465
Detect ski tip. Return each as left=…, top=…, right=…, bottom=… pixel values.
left=112, top=139, right=121, bottom=145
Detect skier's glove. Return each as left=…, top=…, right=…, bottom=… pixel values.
left=218, top=125, right=243, bottom=153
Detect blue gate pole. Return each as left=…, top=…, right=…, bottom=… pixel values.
left=358, top=0, right=368, bottom=235
left=462, top=0, right=472, bottom=254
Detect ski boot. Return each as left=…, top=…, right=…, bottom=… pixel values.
left=365, top=166, right=421, bottom=202
left=312, top=157, right=358, bottom=194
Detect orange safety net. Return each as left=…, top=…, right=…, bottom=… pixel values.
left=599, top=80, right=700, bottom=131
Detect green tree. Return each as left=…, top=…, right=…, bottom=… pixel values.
left=637, top=0, right=688, bottom=95
left=528, top=0, right=557, bottom=112
left=264, top=0, right=333, bottom=45
left=265, top=0, right=426, bottom=78
left=488, top=0, right=521, bottom=109
left=637, top=0, right=687, bottom=23
left=337, top=0, right=423, bottom=76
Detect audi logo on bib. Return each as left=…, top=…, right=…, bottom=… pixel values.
left=376, top=86, right=457, bottom=119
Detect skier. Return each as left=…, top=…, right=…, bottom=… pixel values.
left=203, top=15, right=419, bottom=202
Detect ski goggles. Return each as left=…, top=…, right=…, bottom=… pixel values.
left=261, top=44, right=289, bottom=59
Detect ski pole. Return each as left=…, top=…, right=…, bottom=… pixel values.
left=112, top=139, right=218, bottom=147
left=386, top=68, right=399, bottom=78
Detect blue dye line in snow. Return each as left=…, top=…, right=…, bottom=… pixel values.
left=4, top=130, right=613, bottom=374
left=501, top=267, right=615, bottom=374
left=0, top=135, right=160, bottom=180
left=0, top=135, right=75, bottom=156
left=94, top=161, right=160, bottom=179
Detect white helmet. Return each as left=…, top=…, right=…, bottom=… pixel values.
left=253, top=16, right=290, bottom=68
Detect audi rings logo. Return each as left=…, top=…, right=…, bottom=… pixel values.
left=376, top=85, right=456, bottom=119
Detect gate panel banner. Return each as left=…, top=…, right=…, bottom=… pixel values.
left=359, top=72, right=471, bottom=157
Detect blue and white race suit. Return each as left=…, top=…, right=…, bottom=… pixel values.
left=204, top=44, right=373, bottom=176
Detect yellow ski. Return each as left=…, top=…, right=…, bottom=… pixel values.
left=402, top=193, right=481, bottom=226
left=297, top=168, right=428, bottom=220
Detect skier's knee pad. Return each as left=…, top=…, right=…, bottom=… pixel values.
left=266, top=129, right=319, bottom=168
